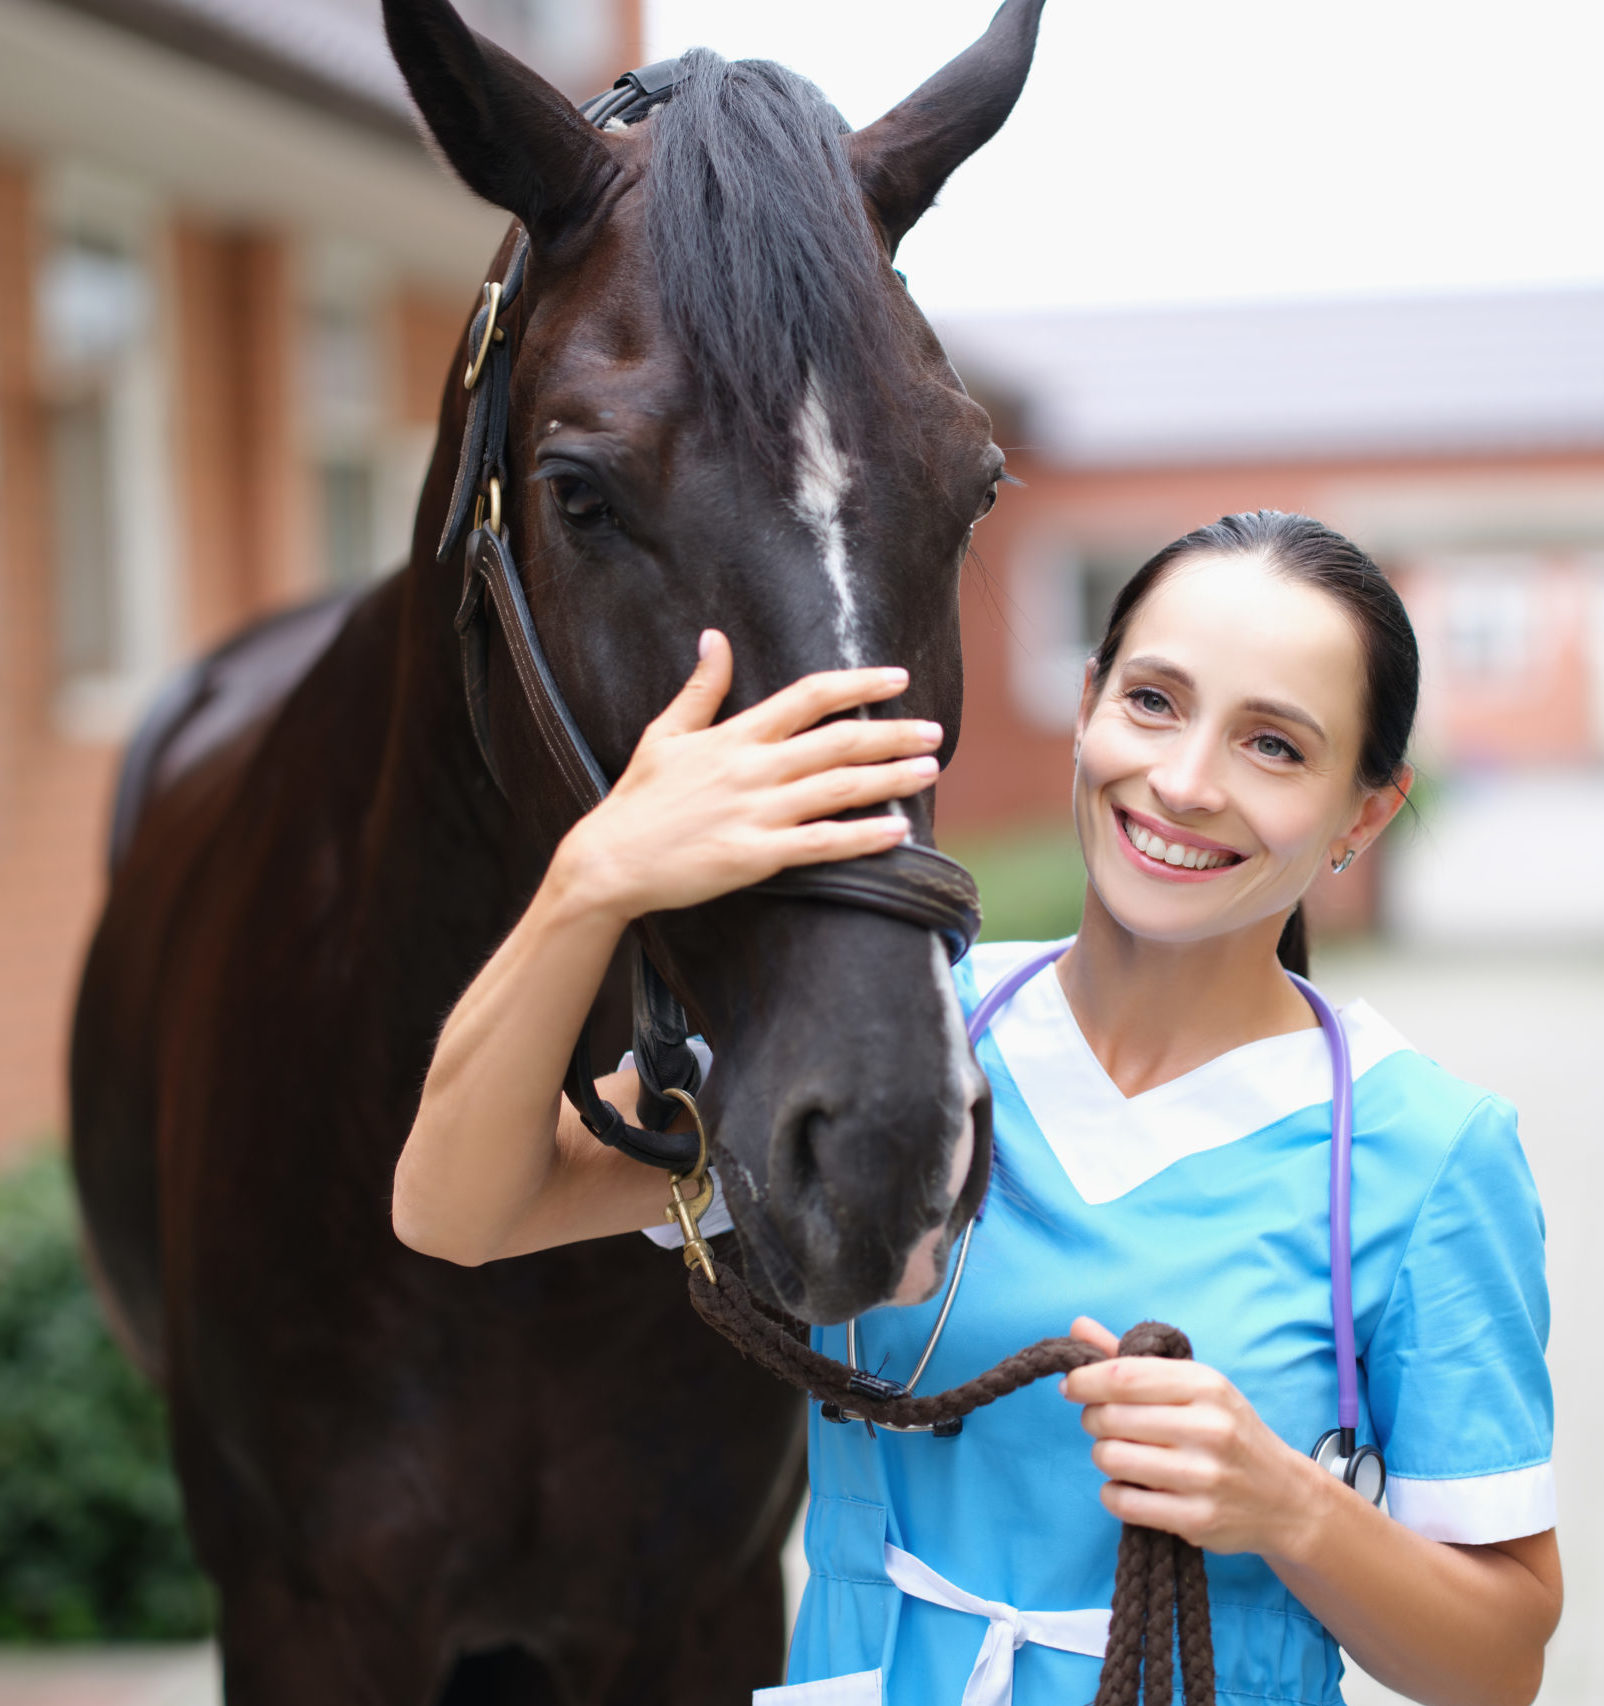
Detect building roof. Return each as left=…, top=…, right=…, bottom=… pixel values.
left=936, top=287, right=1604, bottom=467
left=52, top=0, right=611, bottom=139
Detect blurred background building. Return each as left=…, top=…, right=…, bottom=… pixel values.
left=0, top=0, right=641, bottom=1163
left=937, top=287, right=1604, bottom=942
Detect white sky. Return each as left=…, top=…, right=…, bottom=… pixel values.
left=644, top=0, right=1604, bottom=315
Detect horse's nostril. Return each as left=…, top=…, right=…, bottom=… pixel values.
left=775, top=1103, right=827, bottom=1203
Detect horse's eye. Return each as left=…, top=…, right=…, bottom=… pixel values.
left=549, top=473, right=609, bottom=526
left=974, top=482, right=999, bottom=523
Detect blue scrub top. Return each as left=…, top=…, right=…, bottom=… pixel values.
left=770, top=941, right=1553, bottom=1706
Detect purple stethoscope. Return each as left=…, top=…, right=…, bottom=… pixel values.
left=840, top=939, right=1386, bottom=1506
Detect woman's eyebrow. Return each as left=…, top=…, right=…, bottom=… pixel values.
left=1122, top=655, right=1327, bottom=741
left=1241, top=697, right=1327, bottom=741
left=1122, top=654, right=1193, bottom=691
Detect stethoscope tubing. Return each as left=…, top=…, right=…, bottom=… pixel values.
left=1285, top=971, right=1359, bottom=1439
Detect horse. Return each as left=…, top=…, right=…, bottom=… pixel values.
left=69, top=2, right=1046, bottom=1699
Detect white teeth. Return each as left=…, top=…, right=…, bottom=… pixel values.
left=1121, top=812, right=1235, bottom=872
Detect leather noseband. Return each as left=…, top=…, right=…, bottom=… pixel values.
left=445, top=62, right=983, bottom=1173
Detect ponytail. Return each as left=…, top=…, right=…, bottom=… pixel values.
left=1276, top=905, right=1309, bottom=978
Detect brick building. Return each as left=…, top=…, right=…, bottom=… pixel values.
left=937, top=289, right=1604, bottom=944
left=0, top=0, right=640, bottom=1160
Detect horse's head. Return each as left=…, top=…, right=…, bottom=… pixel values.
left=386, top=0, right=1045, bottom=1321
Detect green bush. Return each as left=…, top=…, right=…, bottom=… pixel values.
left=942, top=819, right=1087, bottom=945
left=0, top=1148, right=213, bottom=1641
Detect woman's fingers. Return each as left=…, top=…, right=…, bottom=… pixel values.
left=774, top=755, right=937, bottom=822
left=1090, top=1438, right=1204, bottom=1493
left=771, top=813, right=911, bottom=867
left=767, top=716, right=944, bottom=782
left=645, top=629, right=734, bottom=739
left=1098, top=1481, right=1206, bottom=1541
left=739, top=664, right=911, bottom=739
left=1061, top=1357, right=1213, bottom=1407
left=1069, top=1316, right=1121, bottom=1357
left=1080, top=1401, right=1216, bottom=1447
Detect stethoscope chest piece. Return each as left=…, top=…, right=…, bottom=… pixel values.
left=1312, top=1428, right=1386, bottom=1507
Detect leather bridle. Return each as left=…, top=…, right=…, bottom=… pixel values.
left=441, top=60, right=983, bottom=1178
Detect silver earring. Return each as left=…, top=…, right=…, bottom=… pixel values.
left=1331, top=849, right=1356, bottom=875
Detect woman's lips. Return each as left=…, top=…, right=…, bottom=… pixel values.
left=1112, top=807, right=1245, bottom=883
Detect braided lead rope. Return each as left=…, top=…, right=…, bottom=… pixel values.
left=686, top=1257, right=1216, bottom=1706
left=1140, top=1529, right=1177, bottom=1706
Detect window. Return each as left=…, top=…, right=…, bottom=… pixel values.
left=1442, top=566, right=1534, bottom=678
left=319, top=459, right=376, bottom=590
left=1010, top=542, right=1141, bottom=730
left=37, top=168, right=176, bottom=738
left=303, top=256, right=384, bottom=589
left=302, top=244, right=447, bottom=587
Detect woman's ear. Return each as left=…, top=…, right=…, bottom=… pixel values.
left=1074, top=656, right=1100, bottom=759
left=1332, top=762, right=1413, bottom=867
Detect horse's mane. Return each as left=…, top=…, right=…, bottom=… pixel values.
left=644, top=49, right=897, bottom=479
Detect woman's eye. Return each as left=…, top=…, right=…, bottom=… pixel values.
left=1127, top=688, right=1170, bottom=716
left=549, top=474, right=609, bottom=525
left=1252, top=733, right=1303, bottom=763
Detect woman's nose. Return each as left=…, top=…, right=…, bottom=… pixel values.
left=1148, top=730, right=1229, bottom=816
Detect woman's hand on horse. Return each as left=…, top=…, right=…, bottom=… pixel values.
left=1060, top=1318, right=1318, bottom=1560
left=554, top=630, right=941, bottom=924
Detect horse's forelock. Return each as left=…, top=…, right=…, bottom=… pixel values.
left=643, top=49, right=899, bottom=481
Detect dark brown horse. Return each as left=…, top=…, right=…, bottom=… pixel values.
left=69, top=3, right=1045, bottom=1699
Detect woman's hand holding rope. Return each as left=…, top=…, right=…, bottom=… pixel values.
left=1062, top=1317, right=1314, bottom=1559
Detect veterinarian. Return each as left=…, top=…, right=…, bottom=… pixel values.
left=395, top=511, right=1560, bottom=1706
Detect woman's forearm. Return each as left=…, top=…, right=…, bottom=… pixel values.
left=391, top=639, right=943, bottom=1265
left=392, top=848, right=629, bottom=1264
left=1264, top=1456, right=1561, bottom=1706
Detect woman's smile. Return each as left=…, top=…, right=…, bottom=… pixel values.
left=1113, top=804, right=1245, bottom=881
left=1073, top=553, right=1375, bottom=947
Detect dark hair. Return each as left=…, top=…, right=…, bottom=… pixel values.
left=1089, top=510, right=1419, bottom=977
left=644, top=49, right=896, bottom=481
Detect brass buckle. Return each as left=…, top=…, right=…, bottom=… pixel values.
left=463, top=279, right=505, bottom=390
left=471, top=475, right=503, bottom=537
left=661, top=1086, right=716, bottom=1284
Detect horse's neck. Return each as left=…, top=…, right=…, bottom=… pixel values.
left=356, top=438, right=556, bottom=986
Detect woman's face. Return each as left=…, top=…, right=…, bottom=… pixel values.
left=1073, top=552, right=1405, bottom=948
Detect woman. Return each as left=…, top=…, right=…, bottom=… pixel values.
left=395, top=512, right=1560, bottom=1706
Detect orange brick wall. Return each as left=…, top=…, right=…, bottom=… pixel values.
left=392, top=285, right=470, bottom=428
left=0, top=158, right=120, bottom=1162
left=173, top=223, right=316, bottom=651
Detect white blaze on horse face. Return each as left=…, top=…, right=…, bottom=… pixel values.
left=791, top=377, right=861, bottom=667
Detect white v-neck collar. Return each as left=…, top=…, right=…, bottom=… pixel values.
left=967, top=940, right=1414, bottom=1205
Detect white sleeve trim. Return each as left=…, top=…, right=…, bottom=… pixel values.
left=615, top=1040, right=732, bottom=1249
left=641, top=1165, right=735, bottom=1246
left=1387, top=1463, right=1555, bottom=1544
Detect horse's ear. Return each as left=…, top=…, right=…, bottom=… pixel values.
left=382, top=0, right=616, bottom=236
left=849, top=0, right=1046, bottom=255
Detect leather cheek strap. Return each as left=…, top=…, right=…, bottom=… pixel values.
left=751, top=842, right=982, bottom=965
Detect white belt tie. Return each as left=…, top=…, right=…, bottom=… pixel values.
left=883, top=1543, right=1109, bottom=1706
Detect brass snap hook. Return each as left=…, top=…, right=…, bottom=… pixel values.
left=661, top=1086, right=716, bottom=1285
